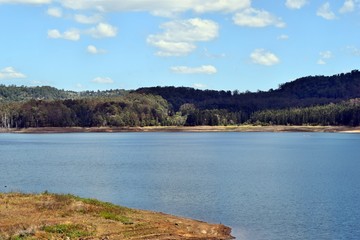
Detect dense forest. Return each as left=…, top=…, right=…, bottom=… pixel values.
left=136, top=70, right=360, bottom=112
left=1, top=70, right=360, bottom=128
left=0, top=85, right=128, bottom=102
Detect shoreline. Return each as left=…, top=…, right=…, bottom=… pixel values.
left=0, top=193, right=233, bottom=240
left=1, top=125, right=360, bottom=133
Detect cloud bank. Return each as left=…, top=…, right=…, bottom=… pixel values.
left=285, top=0, right=307, bottom=9
left=91, top=77, right=114, bottom=84
left=147, top=18, right=218, bottom=56
left=0, top=67, right=26, bottom=79
left=233, top=8, right=285, bottom=28
left=317, top=2, right=336, bottom=20
left=48, top=29, right=80, bottom=41
left=171, top=65, right=217, bottom=74
left=59, top=0, right=251, bottom=15
left=250, top=49, right=280, bottom=66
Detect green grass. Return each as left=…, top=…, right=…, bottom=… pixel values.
left=10, top=236, right=36, bottom=240
left=42, top=224, right=91, bottom=238
left=100, top=211, right=133, bottom=224
left=41, top=192, right=132, bottom=213
left=40, top=193, right=135, bottom=225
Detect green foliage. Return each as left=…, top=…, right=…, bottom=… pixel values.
left=1, top=69, right=360, bottom=127
left=136, top=70, right=360, bottom=114
left=249, top=99, right=360, bottom=126
left=10, top=234, right=36, bottom=240
left=0, top=93, right=172, bottom=128
left=74, top=196, right=122, bottom=210
left=10, top=236, right=32, bottom=240
left=0, top=85, right=78, bottom=102
left=0, top=85, right=128, bottom=102
left=42, top=224, right=91, bottom=238
left=100, top=211, right=133, bottom=224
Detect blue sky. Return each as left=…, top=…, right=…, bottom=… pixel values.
left=0, top=0, right=359, bottom=92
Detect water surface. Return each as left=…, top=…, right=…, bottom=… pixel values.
left=1, top=132, right=360, bottom=239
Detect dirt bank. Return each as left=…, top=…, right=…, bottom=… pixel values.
left=1, top=125, right=360, bottom=133
left=0, top=193, right=233, bottom=240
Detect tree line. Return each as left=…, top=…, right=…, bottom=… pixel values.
left=249, top=99, right=360, bottom=126
left=0, top=94, right=171, bottom=128
left=2, top=94, right=360, bottom=128
left=1, top=69, right=360, bottom=128
left=136, top=70, right=360, bottom=113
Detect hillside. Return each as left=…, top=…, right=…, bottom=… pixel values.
left=0, top=85, right=128, bottom=102
left=136, top=70, right=360, bottom=112
left=1, top=70, right=360, bottom=128
left=277, top=70, right=360, bottom=99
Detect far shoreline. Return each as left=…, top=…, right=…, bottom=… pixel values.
left=1, top=125, right=360, bottom=134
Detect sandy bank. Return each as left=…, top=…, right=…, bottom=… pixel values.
left=1, top=125, right=360, bottom=133
left=0, top=193, right=233, bottom=240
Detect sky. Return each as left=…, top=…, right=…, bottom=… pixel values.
left=0, top=0, right=359, bottom=92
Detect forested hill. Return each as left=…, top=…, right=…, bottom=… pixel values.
left=1, top=69, right=360, bottom=107
left=0, top=85, right=128, bottom=102
left=277, top=70, right=360, bottom=99
left=1, top=69, right=360, bottom=128
left=0, top=85, right=77, bottom=101
left=136, top=70, right=360, bottom=112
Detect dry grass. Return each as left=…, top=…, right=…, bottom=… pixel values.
left=0, top=192, right=233, bottom=240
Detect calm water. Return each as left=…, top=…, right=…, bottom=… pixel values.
left=1, top=132, right=360, bottom=239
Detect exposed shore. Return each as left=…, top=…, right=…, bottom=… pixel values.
left=1, top=125, right=360, bottom=133
left=0, top=193, right=233, bottom=240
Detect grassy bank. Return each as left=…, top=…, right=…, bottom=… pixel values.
left=0, top=192, right=233, bottom=240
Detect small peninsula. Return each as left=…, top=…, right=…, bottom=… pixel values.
left=0, top=193, right=233, bottom=240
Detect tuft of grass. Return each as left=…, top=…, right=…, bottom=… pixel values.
left=69, top=195, right=117, bottom=208
left=100, top=211, right=133, bottom=225
left=70, top=195, right=134, bottom=214
left=42, top=224, right=91, bottom=238
left=10, top=236, right=26, bottom=240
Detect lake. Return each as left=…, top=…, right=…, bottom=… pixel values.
left=1, top=132, right=360, bottom=239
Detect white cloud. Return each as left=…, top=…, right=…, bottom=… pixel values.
left=149, top=41, right=196, bottom=57
left=233, top=8, right=286, bottom=28
left=0, top=67, right=26, bottom=79
left=347, top=46, right=360, bottom=56
left=92, top=77, right=114, bottom=84
left=147, top=18, right=219, bottom=56
left=47, top=7, right=62, bottom=17
left=171, top=65, right=217, bottom=74
left=317, top=50, right=332, bottom=64
left=190, top=0, right=250, bottom=13
left=74, top=14, right=103, bottom=24
left=151, top=18, right=219, bottom=42
left=317, top=2, right=336, bottom=20
left=339, top=0, right=355, bottom=13
left=47, top=29, right=61, bottom=38
left=317, top=59, right=326, bottom=65
left=320, top=50, right=332, bottom=59
left=277, top=34, right=289, bottom=40
left=285, top=0, right=307, bottom=9
left=87, top=45, right=106, bottom=54
left=250, top=49, right=280, bottom=66
left=59, top=0, right=250, bottom=15
left=0, top=0, right=51, bottom=4
left=193, top=83, right=207, bottom=89
left=87, top=22, right=117, bottom=38
left=63, top=29, right=80, bottom=40
left=48, top=29, right=80, bottom=41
